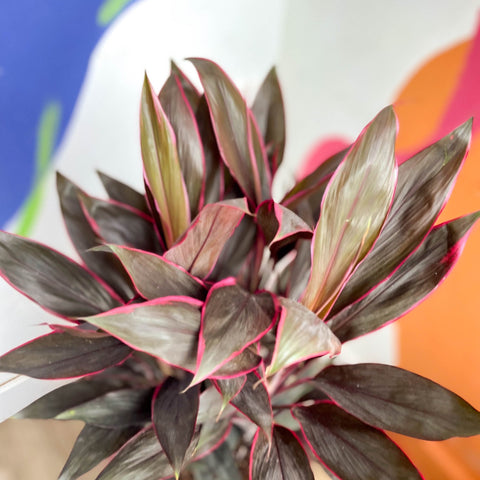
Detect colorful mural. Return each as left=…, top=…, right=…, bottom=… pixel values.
left=0, top=0, right=136, bottom=234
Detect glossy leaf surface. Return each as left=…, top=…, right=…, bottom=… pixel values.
left=165, top=199, right=249, bottom=278
left=331, top=120, right=471, bottom=314
left=190, top=58, right=270, bottom=204
left=302, top=107, right=397, bottom=317
left=97, top=426, right=173, bottom=480
left=57, top=173, right=135, bottom=301
left=294, top=402, right=422, bottom=480
left=256, top=201, right=312, bottom=251
left=313, top=363, right=480, bottom=440
left=328, top=211, right=480, bottom=341
left=152, top=374, right=200, bottom=477
left=251, top=67, right=286, bottom=173
left=191, top=280, right=275, bottom=384
left=140, top=74, right=190, bottom=247
left=56, top=387, right=153, bottom=427
left=160, top=73, right=205, bottom=216
left=58, top=425, right=140, bottom=480
left=229, top=372, right=273, bottom=440
left=267, top=298, right=341, bottom=376
left=250, top=425, right=314, bottom=480
left=97, top=170, right=149, bottom=213
left=0, top=331, right=131, bottom=379
left=80, top=193, right=158, bottom=252
left=84, top=297, right=202, bottom=371
left=0, top=230, right=119, bottom=316
left=104, top=245, right=205, bottom=300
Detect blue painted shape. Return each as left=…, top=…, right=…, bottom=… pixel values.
left=0, top=0, right=137, bottom=228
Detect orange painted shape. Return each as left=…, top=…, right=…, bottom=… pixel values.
left=392, top=31, right=480, bottom=480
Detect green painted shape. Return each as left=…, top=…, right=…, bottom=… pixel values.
left=97, top=0, right=133, bottom=26
left=16, top=102, right=61, bottom=237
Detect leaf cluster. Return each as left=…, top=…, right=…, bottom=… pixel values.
left=1, top=59, right=479, bottom=479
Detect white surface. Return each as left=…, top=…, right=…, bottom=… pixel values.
left=2, top=0, right=480, bottom=421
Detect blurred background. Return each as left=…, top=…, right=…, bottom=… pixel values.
left=1, top=1, right=480, bottom=478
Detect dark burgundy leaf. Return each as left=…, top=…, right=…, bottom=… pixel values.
left=250, top=425, right=314, bottom=480
left=58, top=425, right=140, bottom=480
left=97, top=170, right=149, bottom=213
left=57, top=173, right=135, bottom=301
left=213, top=346, right=262, bottom=379
left=15, top=374, right=129, bottom=419
left=79, top=193, right=159, bottom=252
left=164, top=199, right=249, bottom=279
left=160, top=73, right=205, bottom=216
left=189, top=58, right=270, bottom=205
left=170, top=60, right=201, bottom=110
left=293, top=402, right=422, bottom=480
left=215, top=376, right=246, bottom=411
left=0, top=230, right=120, bottom=317
left=328, top=211, right=480, bottom=342
left=189, top=439, right=242, bottom=480
left=195, top=95, right=223, bottom=205
left=256, top=200, right=312, bottom=252
left=313, top=363, right=480, bottom=440
left=0, top=331, right=131, bottom=379
left=191, top=280, right=276, bottom=385
left=281, top=148, right=348, bottom=219
left=229, top=372, right=273, bottom=440
left=152, top=373, right=200, bottom=477
left=331, top=120, right=472, bottom=315
left=56, top=387, right=153, bottom=427
left=84, top=297, right=201, bottom=371
left=103, top=245, right=205, bottom=300
left=97, top=426, right=173, bottom=480
left=251, top=67, right=286, bottom=174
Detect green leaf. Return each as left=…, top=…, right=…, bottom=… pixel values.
left=293, top=402, right=422, bottom=480
left=191, top=280, right=276, bottom=385
left=302, top=107, right=397, bottom=317
left=189, top=58, right=270, bottom=205
left=251, top=67, right=286, bottom=174
left=0, top=331, right=131, bottom=379
left=96, top=426, right=173, bottom=480
left=250, top=426, right=314, bottom=480
left=152, top=374, right=200, bottom=478
left=57, top=173, right=135, bottom=301
left=58, top=425, right=140, bottom=480
left=267, top=298, right=341, bottom=376
left=97, top=170, right=149, bottom=213
left=159, top=72, right=205, bottom=216
left=56, top=387, right=153, bottom=426
left=140, top=73, right=190, bottom=247
left=79, top=193, right=159, bottom=252
left=103, top=245, right=205, bottom=300
left=0, top=230, right=120, bottom=317
left=328, top=211, right=480, bottom=342
left=164, top=199, right=249, bottom=279
left=83, top=297, right=201, bottom=371
left=312, top=363, right=480, bottom=440
left=331, top=120, right=472, bottom=315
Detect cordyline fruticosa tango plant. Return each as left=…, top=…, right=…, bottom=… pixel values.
left=1, top=58, right=480, bottom=480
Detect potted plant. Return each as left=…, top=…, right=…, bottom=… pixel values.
left=0, top=58, right=479, bottom=479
